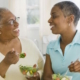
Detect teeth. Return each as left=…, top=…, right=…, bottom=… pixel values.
left=50, top=25, right=54, bottom=28
left=14, top=28, right=19, bottom=31
left=50, top=26, right=53, bottom=28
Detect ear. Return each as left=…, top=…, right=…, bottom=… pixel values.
left=67, top=15, right=75, bottom=24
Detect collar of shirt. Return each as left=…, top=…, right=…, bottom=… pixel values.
left=49, top=30, right=80, bottom=51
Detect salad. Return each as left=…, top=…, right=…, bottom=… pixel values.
left=52, top=74, right=71, bottom=80
left=19, top=64, right=38, bottom=77
left=20, top=52, right=26, bottom=58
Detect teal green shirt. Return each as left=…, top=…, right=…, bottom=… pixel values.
left=46, top=31, right=80, bottom=80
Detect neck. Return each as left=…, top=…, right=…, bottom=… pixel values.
left=0, top=37, right=16, bottom=45
left=60, top=29, right=77, bottom=45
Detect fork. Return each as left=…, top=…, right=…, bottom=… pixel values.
left=64, top=69, right=69, bottom=75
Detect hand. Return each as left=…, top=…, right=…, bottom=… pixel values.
left=68, top=59, right=80, bottom=72
left=3, top=48, right=19, bottom=65
left=26, top=72, right=40, bottom=80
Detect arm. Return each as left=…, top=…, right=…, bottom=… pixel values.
left=0, top=58, right=10, bottom=78
left=0, top=49, right=19, bottom=78
left=43, top=54, right=54, bottom=80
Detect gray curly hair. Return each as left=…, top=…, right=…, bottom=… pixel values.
left=0, top=8, right=9, bottom=27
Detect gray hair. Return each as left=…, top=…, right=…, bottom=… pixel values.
left=54, top=1, right=80, bottom=26
left=0, top=8, right=9, bottom=27
left=0, top=8, right=9, bottom=21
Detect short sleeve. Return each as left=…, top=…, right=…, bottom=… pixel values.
left=46, top=40, right=56, bottom=55
left=46, top=45, right=49, bottom=55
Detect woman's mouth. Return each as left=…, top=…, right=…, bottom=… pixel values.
left=50, top=25, right=54, bottom=30
left=13, top=28, right=20, bottom=33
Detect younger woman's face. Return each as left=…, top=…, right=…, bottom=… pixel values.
left=48, top=6, right=69, bottom=34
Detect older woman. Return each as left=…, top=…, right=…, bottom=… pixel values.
left=43, top=1, right=80, bottom=80
left=0, top=8, right=44, bottom=80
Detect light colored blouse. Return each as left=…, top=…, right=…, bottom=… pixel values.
left=0, top=37, right=44, bottom=80
left=46, top=31, right=80, bottom=80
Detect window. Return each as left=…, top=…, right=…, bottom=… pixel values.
left=26, top=0, right=40, bottom=27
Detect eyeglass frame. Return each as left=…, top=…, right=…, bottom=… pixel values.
left=0, top=17, right=20, bottom=26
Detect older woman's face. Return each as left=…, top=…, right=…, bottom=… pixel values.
left=48, top=6, right=69, bottom=34
left=0, top=11, right=19, bottom=39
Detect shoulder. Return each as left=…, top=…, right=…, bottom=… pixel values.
left=76, top=31, right=80, bottom=37
left=19, top=37, right=35, bottom=45
left=72, top=31, right=80, bottom=44
left=47, top=40, right=57, bottom=48
left=18, top=37, right=39, bottom=49
left=77, top=32, right=80, bottom=40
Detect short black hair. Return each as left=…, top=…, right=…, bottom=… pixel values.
left=54, top=1, right=80, bottom=26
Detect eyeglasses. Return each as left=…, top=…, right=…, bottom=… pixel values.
left=7, top=17, right=20, bottom=25
left=0, top=17, right=20, bottom=26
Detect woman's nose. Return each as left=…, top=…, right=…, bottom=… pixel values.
left=48, top=18, right=52, bottom=23
left=14, top=21, right=19, bottom=28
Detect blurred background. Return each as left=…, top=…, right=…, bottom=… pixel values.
left=0, top=0, right=80, bottom=57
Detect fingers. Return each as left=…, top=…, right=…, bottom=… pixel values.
left=69, top=60, right=80, bottom=72
left=26, top=72, right=40, bottom=80
left=11, top=48, right=19, bottom=56
left=26, top=77, right=36, bottom=80
left=33, top=72, right=40, bottom=77
left=5, top=48, right=20, bottom=64
left=73, top=60, right=80, bottom=72
left=27, top=76, right=39, bottom=80
left=15, top=51, right=19, bottom=56
left=11, top=48, right=15, bottom=52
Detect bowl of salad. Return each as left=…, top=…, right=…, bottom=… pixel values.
left=19, top=64, right=38, bottom=78
left=52, top=74, right=72, bottom=80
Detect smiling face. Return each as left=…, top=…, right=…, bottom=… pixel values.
left=0, top=10, right=19, bottom=40
left=48, top=6, right=69, bottom=34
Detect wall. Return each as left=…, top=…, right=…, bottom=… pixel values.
left=27, top=27, right=43, bottom=53
left=0, top=0, right=9, bottom=8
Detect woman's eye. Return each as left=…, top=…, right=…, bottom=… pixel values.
left=52, top=16, right=57, bottom=18
left=8, top=20, right=14, bottom=25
